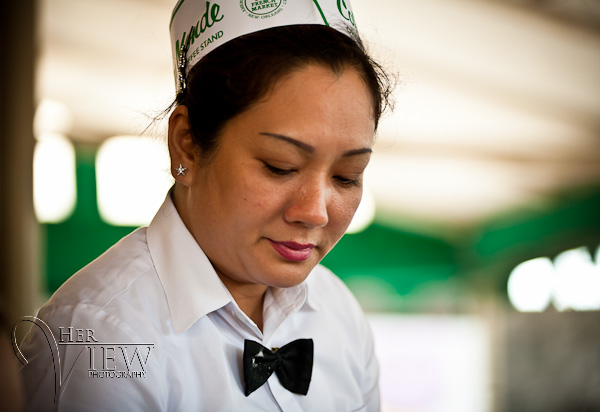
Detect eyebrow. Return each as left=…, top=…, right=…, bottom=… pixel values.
left=260, top=132, right=372, bottom=157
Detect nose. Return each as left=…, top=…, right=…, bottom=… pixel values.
left=284, top=178, right=329, bottom=228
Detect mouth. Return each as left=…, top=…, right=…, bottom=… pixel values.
left=267, top=239, right=315, bottom=262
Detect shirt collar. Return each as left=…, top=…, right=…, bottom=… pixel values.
left=147, top=191, right=232, bottom=333
left=147, top=191, right=319, bottom=334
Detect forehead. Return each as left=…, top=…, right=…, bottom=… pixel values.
left=237, top=64, right=376, bottom=148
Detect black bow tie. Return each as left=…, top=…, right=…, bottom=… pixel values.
left=243, top=338, right=314, bottom=396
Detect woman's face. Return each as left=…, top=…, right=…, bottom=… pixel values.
left=185, top=64, right=375, bottom=290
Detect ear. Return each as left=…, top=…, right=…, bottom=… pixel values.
left=168, top=105, right=196, bottom=186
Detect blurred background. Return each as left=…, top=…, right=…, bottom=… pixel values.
left=1, top=0, right=600, bottom=411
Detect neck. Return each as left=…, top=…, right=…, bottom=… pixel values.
left=218, top=274, right=267, bottom=332
left=172, top=184, right=267, bottom=331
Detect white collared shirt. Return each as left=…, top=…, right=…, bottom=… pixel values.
left=20, top=194, right=379, bottom=412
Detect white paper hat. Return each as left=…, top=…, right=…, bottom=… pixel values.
left=170, top=0, right=358, bottom=90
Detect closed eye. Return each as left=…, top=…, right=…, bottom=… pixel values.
left=334, top=175, right=361, bottom=187
left=263, top=162, right=295, bottom=176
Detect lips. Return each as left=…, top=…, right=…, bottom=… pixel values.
left=268, top=240, right=315, bottom=262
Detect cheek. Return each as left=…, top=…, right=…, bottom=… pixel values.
left=330, top=189, right=363, bottom=228
left=238, top=174, right=286, bottom=215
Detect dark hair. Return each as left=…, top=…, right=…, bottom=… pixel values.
left=176, top=25, right=393, bottom=157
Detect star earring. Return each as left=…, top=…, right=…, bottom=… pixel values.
left=175, top=163, right=187, bottom=176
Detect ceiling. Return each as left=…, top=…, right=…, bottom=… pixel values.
left=36, top=0, right=600, bottom=232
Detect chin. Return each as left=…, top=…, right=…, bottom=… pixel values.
left=263, top=262, right=316, bottom=288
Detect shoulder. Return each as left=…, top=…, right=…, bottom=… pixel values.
left=20, top=228, right=169, bottom=411
left=305, top=264, right=370, bottom=330
left=37, top=227, right=167, bottom=337
left=302, top=265, right=380, bottom=408
left=306, top=264, right=360, bottom=307
left=45, top=227, right=153, bottom=306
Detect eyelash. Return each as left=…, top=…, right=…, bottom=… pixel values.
left=263, top=162, right=360, bottom=188
left=334, top=176, right=361, bottom=187
left=263, top=162, right=294, bottom=176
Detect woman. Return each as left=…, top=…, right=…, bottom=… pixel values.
left=19, top=1, right=391, bottom=410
